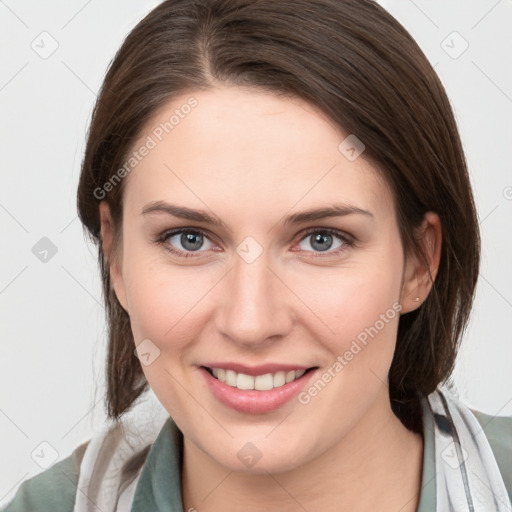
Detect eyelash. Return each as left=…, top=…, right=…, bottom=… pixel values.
left=154, top=227, right=356, bottom=259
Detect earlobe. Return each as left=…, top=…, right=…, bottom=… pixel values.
left=98, top=201, right=129, bottom=312
left=400, top=211, right=442, bottom=314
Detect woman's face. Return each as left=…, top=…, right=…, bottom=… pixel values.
left=102, top=85, right=423, bottom=473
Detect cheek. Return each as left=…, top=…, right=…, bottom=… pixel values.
left=289, top=255, right=404, bottom=422
left=291, top=265, right=403, bottom=439
left=125, top=263, right=209, bottom=352
left=294, top=256, right=403, bottom=353
left=122, top=259, right=216, bottom=416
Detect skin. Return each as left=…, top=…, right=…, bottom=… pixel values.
left=99, top=85, right=442, bottom=511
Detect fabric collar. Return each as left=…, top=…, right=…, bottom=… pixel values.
left=130, top=413, right=184, bottom=512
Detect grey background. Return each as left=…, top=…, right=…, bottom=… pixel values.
left=1, top=0, right=511, bottom=503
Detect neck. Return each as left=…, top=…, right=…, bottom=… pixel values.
left=181, top=388, right=424, bottom=512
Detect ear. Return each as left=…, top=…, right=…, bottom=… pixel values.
left=400, top=211, right=442, bottom=314
left=98, top=201, right=129, bottom=312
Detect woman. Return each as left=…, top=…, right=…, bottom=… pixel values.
left=3, top=0, right=511, bottom=511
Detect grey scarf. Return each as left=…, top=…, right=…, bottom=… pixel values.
left=427, top=387, right=510, bottom=511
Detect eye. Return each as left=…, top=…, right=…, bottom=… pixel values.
left=155, top=226, right=355, bottom=259
left=296, top=228, right=354, bottom=255
left=157, top=228, right=215, bottom=257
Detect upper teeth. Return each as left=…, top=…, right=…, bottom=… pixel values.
left=211, top=368, right=306, bottom=390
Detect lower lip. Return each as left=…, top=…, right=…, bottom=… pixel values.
left=200, top=367, right=317, bottom=414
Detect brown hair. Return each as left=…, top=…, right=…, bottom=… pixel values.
left=77, top=0, right=480, bottom=433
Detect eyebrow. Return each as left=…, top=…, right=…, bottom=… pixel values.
left=141, top=200, right=373, bottom=230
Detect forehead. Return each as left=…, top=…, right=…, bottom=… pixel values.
left=122, top=86, right=394, bottom=221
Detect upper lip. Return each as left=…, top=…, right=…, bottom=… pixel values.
left=201, top=362, right=316, bottom=376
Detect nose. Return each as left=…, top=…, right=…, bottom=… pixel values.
left=215, top=248, right=294, bottom=349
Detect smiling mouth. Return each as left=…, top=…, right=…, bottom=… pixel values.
left=203, top=366, right=317, bottom=391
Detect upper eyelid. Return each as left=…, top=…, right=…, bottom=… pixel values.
left=161, top=227, right=218, bottom=245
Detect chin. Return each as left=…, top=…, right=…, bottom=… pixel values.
left=195, top=430, right=320, bottom=475
left=218, top=448, right=308, bottom=475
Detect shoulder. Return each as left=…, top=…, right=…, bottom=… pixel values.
left=1, top=441, right=88, bottom=512
left=1, top=399, right=169, bottom=512
left=471, top=408, right=512, bottom=501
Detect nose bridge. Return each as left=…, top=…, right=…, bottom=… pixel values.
left=217, top=246, right=291, bottom=345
